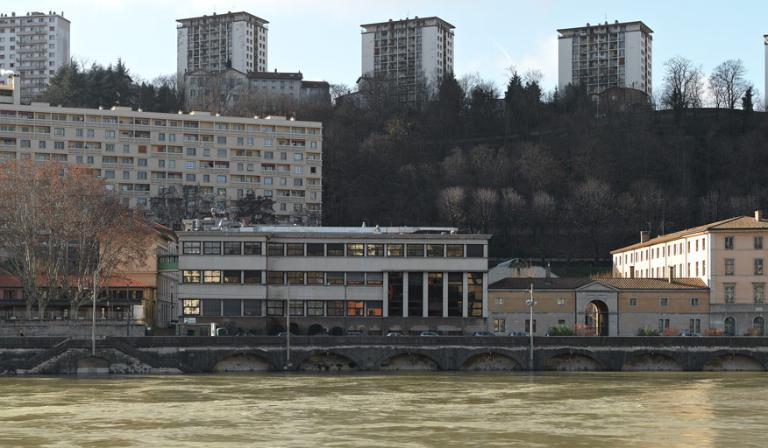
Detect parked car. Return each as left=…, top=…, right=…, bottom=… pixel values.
left=508, top=331, right=529, bottom=337
left=346, top=330, right=365, bottom=336
left=472, top=330, right=494, bottom=337
left=419, top=331, right=440, bottom=336
left=385, top=331, right=405, bottom=337
left=679, top=329, right=701, bottom=337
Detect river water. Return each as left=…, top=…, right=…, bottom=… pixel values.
left=0, top=372, right=766, bottom=447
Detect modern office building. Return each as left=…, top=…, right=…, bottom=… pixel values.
left=0, top=100, right=323, bottom=224
left=177, top=224, right=490, bottom=335
left=0, top=11, right=70, bottom=103
left=611, top=212, right=768, bottom=336
left=177, top=11, right=268, bottom=79
left=361, top=16, right=454, bottom=103
left=489, top=277, right=709, bottom=337
left=558, top=21, right=652, bottom=98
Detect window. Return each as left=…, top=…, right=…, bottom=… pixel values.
left=203, top=270, right=221, bottom=284
left=286, top=243, right=304, bottom=256
left=289, top=300, right=305, bottom=316
left=202, top=299, right=222, bottom=316
left=307, top=243, right=324, bottom=256
left=346, top=272, right=365, bottom=285
left=755, top=259, right=764, bottom=276
left=268, top=271, right=285, bottom=285
left=223, top=270, right=241, bottom=284
left=244, top=242, right=262, bottom=255
left=756, top=236, right=764, bottom=249
left=307, top=272, right=325, bottom=285
left=347, top=301, right=364, bottom=317
left=182, top=270, right=201, bottom=283
left=556, top=298, right=566, bottom=306
left=629, top=297, right=637, bottom=307
left=690, top=319, right=701, bottom=334
left=326, top=243, right=344, bottom=257
left=724, top=317, right=736, bottom=336
left=446, top=244, right=464, bottom=257
left=244, top=300, right=262, bottom=316
left=690, top=297, right=700, bottom=307
left=366, top=301, right=383, bottom=317
left=426, top=244, right=444, bottom=257
left=267, top=243, right=284, bottom=256
left=366, top=244, right=384, bottom=257
left=724, top=284, right=736, bottom=304
left=658, top=319, right=670, bottom=334
left=243, top=270, right=262, bottom=284
left=466, top=244, right=484, bottom=258
left=366, top=272, right=383, bottom=286
left=306, top=301, right=324, bottom=317
left=267, top=300, right=284, bottom=316
left=223, top=300, right=241, bottom=317
left=493, top=319, right=506, bottom=334
left=286, top=272, right=305, bottom=285
left=659, top=297, right=668, bottom=307
left=406, top=244, right=424, bottom=257
left=203, top=241, right=221, bottom=255
left=326, top=300, right=345, bottom=317
left=182, top=299, right=200, bottom=316
left=223, top=242, right=241, bottom=255
left=725, top=258, right=735, bottom=276
left=754, top=284, right=765, bottom=304
left=326, top=272, right=344, bottom=285
left=347, top=243, right=364, bottom=257
left=495, top=297, right=504, bottom=306
left=525, top=319, right=537, bottom=334
left=387, top=244, right=404, bottom=257
left=725, top=236, right=734, bottom=250
left=183, top=241, right=201, bottom=254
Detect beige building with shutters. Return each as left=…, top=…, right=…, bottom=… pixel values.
left=611, top=212, right=768, bottom=336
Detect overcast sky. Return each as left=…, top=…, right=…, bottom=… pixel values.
left=18, top=0, right=768, bottom=97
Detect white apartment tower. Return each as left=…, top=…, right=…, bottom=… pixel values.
left=361, top=17, right=454, bottom=103
left=0, top=11, right=70, bottom=103
left=177, top=12, right=268, bottom=79
left=558, top=21, right=652, bottom=98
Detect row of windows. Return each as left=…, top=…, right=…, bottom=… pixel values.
left=181, top=270, right=386, bottom=286
left=617, top=237, right=708, bottom=265
left=181, top=241, right=484, bottom=258
left=182, top=299, right=383, bottom=318
left=494, top=297, right=701, bottom=307
left=723, top=283, right=766, bottom=304
left=723, top=258, right=765, bottom=276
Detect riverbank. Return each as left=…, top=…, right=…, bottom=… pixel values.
left=2, top=336, right=768, bottom=374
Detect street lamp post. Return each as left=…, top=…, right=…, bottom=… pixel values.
left=285, top=298, right=291, bottom=369
left=525, top=283, right=537, bottom=371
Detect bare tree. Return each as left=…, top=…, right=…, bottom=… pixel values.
left=709, top=59, right=750, bottom=109
left=660, top=56, right=704, bottom=111
left=438, top=186, right=466, bottom=228
left=472, top=188, right=498, bottom=233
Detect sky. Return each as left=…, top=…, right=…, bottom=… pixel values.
left=19, top=0, right=768, bottom=98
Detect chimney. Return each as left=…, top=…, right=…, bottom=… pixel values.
left=545, top=262, right=552, bottom=285
left=640, top=231, right=650, bottom=243
left=755, top=210, right=763, bottom=222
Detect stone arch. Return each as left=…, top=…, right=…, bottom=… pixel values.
left=380, top=353, right=441, bottom=371
left=213, top=354, right=271, bottom=372
left=585, top=300, right=609, bottom=336
left=462, top=352, right=522, bottom=371
left=76, top=356, right=110, bottom=375
left=724, top=316, right=736, bottom=336
left=307, top=324, right=325, bottom=336
left=703, top=354, right=765, bottom=371
left=543, top=353, right=601, bottom=371
left=622, top=353, right=683, bottom=371
left=298, top=352, right=358, bottom=372
left=753, top=316, right=765, bottom=336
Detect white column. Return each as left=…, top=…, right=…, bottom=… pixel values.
left=482, top=272, right=489, bottom=318
left=382, top=272, right=389, bottom=318
left=462, top=272, right=469, bottom=318
left=403, top=272, right=409, bottom=318
left=442, top=272, right=449, bottom=317
left=422, top=272, right=428, bottom=318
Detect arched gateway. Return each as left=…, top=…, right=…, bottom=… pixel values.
left=585, top=300, right=609, bottom=336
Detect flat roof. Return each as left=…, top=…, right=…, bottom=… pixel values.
left=361, top=16, right=455, bottom=30
left=557, top=20, right=653, bottom=35
left=180, top=225, right=490, bottom=240
left=177, top=11, right=268, bottom=25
